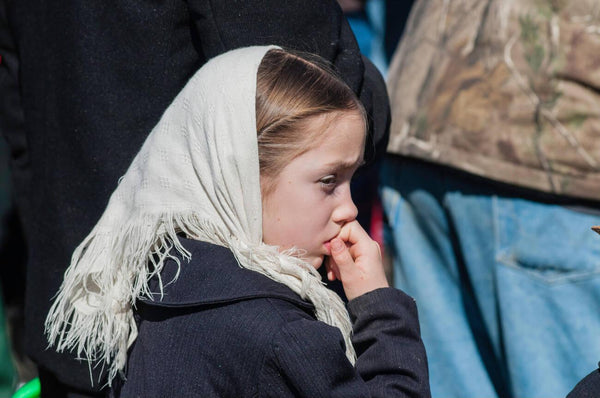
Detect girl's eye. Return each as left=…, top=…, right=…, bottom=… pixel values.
left=319, top=175, right=337, bottom=188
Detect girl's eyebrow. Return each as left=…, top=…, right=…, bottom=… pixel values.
left=322, top=157, right=365, bottom=171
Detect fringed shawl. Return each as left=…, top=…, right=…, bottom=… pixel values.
left=45, top=46, right=356, bottom=385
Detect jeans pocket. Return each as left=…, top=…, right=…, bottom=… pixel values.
left=494, top=197, right=600, bottom=284
left=493, top=197, right=600, bottom=397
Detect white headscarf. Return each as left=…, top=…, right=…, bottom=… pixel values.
left=45, top=45, right=356, bottom=385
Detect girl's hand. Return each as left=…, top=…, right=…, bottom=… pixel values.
left=325, top=220, right=389, bottom=301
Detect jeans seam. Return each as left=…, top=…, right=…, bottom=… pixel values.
left=496, top=255, right=600, bottom=284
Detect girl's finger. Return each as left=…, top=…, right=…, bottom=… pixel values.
left=337, top=220, right=370, bottom=246
left=337, top=220, right=381, bottom=262
left=329, top=238, right=354, bottom=272
left=325, top=257, right=338, bottom=281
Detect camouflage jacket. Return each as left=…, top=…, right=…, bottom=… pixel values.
left=387, top=0, right=600, bottom=201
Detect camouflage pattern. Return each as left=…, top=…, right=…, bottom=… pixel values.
left=387, top=0, right=600, bottom=200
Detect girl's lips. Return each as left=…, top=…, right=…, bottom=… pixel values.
left=324, top=241, right=332, bottom=255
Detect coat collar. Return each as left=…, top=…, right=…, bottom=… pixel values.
left=142, top=237, right=314, bottom=311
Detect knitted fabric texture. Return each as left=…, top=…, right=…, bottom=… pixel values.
left=44, top=46, right=356, bottom=385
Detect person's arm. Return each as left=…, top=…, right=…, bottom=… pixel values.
left=309, top=216, right=429, bottom=396
left=349, top=288, right=430, bottom=397
left=260, top=288, right=430, bottom=398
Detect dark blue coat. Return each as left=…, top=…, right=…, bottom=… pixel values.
left=111, top=238, right=430, bottom=397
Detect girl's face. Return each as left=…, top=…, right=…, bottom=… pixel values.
left=261, top=110, right=365, bottom=269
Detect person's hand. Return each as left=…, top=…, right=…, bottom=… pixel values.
left=325, top=220, right=389, bottom=300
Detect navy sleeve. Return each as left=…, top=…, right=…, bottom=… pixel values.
left=348, top=288, right=431, bottom=398
left=260, top=288, right=430, bottom=398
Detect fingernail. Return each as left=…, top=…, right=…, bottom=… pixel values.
left=331, top=239, right=343, bottom=252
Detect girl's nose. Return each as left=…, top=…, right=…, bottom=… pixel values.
left=332, top=185, right=358, bottom=224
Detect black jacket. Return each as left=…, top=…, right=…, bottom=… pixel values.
left=0, top=0, right=389, bottom=391
left=567, top=365, right=600, bottom=398
left=111, top=238, right=430, bottom=398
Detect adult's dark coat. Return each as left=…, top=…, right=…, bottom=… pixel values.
left=111, top=239, right=430, bottom=398
left=0, top=0, right=390, bottom=393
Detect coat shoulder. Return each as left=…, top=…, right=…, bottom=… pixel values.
left=116, top=294, right=317, bottom=397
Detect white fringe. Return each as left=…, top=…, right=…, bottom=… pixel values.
left=45, top=211, right=355, bottom=386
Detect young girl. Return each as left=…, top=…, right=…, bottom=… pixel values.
left=45, top=46, right=430, bottom=397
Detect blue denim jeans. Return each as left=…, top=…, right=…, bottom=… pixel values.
left=381, top=157, right=600, bottom=398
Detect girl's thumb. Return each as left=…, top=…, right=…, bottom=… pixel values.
left=330, top=238, right=353, bottom=268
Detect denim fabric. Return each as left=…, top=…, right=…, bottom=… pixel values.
left=381, top=157, right=600, bottom=398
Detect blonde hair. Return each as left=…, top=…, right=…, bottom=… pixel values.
left=256, top=49, right=366, bottom=184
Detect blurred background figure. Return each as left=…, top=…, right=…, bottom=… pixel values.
left=339, top=0, right=389, bottom=76
left=382, top=1, right=600, bottom=397
left=0, top=137, right=18, bottom=398
left=0, top=69, right=33, bottom=392
left=339, top=0, right=416, bottom=78
left=339, top=0, right=414, bottom=283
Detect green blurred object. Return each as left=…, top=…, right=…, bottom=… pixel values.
left=0, top=287, right=17, bottom=397
left=11, top=378, right=40, bottom=398
left=1, top=118, right=20, bottom=397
